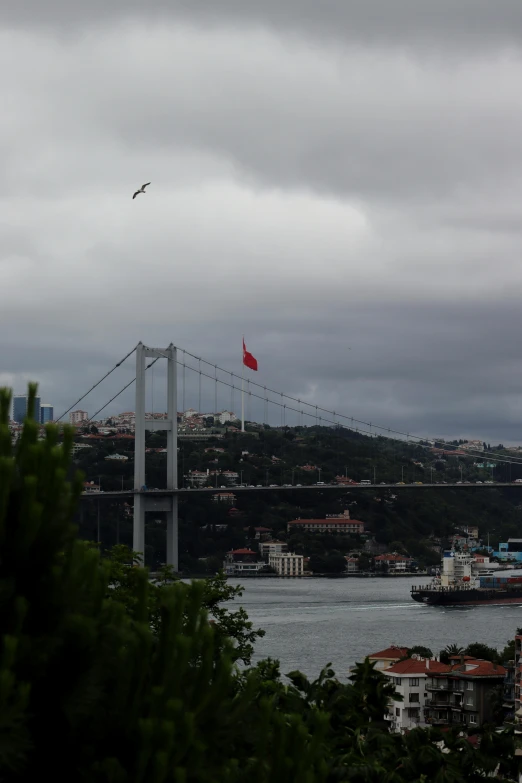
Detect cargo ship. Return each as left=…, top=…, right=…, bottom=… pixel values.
left=411, top=550, right=522, bottom=606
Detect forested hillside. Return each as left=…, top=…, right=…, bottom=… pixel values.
left=73, top=425, right=522, bottom=571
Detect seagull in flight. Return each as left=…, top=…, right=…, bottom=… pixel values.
left=132, top=182, right=151, bottom=200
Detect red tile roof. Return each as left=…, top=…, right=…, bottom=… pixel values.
left=228, top=548, right=256, bottom=555
left=368, top=645, right=408, bottom=660
left=386, top=659, right=451, bottom=675
left=449, top=659, right=506, bottom=677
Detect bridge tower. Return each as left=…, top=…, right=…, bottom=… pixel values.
left=133, top=342, right=179, bottom=569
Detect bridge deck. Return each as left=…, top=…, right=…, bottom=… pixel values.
left=79, top=482, right=519, bottom=499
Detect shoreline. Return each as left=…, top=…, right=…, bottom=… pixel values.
left=157, top=570, right=428, bottom=580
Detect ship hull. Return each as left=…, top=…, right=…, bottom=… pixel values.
left=411, top=588, right=522, bottom=606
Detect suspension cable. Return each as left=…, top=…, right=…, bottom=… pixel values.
left=55, top=344, right=138, bottom=421
left=175, top=358, right=522, bottom=465
left=85, top=357, right=160, bottom=423
left=173, top=348, right=522, bottom=464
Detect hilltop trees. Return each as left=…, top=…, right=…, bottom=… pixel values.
left=0, top=385, right=520, bottom=782
left=440, top=644, right=465, bottom=664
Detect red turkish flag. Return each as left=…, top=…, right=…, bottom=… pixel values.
left=243, top=339, right=258, bottom=371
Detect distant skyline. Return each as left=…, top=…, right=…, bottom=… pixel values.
left=3, top=2, right=522, bottom=442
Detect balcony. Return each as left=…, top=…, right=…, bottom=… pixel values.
left=426, top=717, right=451, bottom=726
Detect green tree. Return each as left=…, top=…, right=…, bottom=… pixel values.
left=464, top=642, right=500, bottom=663
left=440, top=643, right=465, bottom=664
left=358, top=552, right=373, bottom=571
left=1, top=386, right=520, bottom=783
left=102, top=545, right=264, bottom=664
left=500, top=639, right=515, bottom=663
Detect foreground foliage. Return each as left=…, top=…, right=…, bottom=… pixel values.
left=0, top=386, right=519, bottom=781
left=101, top=544, right=265, bottom=664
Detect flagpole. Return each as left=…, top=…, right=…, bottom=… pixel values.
left=241, top=337, right=245, bottom=433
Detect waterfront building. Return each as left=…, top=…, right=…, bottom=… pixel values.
left=345, top=556, right=359, bottom=572
left=224, top=548, right=265, bottom=576
left=12, top=394, right=41, bottom=424
left=268, top=552, right=304, bottom=577
left=40, top=404, right=54, bottom=423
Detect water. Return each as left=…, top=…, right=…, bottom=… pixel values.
left=228, top=577, right=522, bottom=678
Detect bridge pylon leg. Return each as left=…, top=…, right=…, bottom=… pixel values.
left=166, top=496, right=178, bottom=570
left=132, top=342, right=179, bottom=570
left=133, top=493, right=146, bottom=558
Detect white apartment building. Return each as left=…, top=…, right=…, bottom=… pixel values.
left=72, top=443, right=92, bottom=454
left=211, top=492, right=236, bottom=504
left=269, top=552, right=304, bottom=577
left=259, top=541, right=288, bottom=558
left=187, top=470, right=209, bottom=486
left=69, top=410, right=89, bottom=425
left=383, top=658, right=450, bottom=733
left=218, top=411, right=236, bottom=424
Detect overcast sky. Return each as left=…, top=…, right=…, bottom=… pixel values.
left=3, top=1, right=522, bottom=442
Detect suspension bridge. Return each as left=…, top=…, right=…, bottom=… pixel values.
left=58, top=342, right=522, bottom=570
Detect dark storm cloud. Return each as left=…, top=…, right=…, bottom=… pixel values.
left=18, top=296, right=522, bottom=443
left=2, top=0, right=522, bottom=444
left=4, top=1, right=522, bottom=52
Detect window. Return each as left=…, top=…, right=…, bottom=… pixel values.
left=395, top=708, right=400, bottom=717
left=469, top=714, right=477, bottom=724
left=466, top=697, right=473, bottom=706
left=409, top=693, right=420, bottom=703
left=466, top=681, right=474, bottom=691
left=410, top=678, right=419, bottom=686
left=393, top=677, right=402, bottom=686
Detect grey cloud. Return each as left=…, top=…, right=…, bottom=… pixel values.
left=5, top=23, right=519, bottom=207
left=4, top=1, right=522, bottom=53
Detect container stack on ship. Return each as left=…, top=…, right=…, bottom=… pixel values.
left=411, top=550, right=522, bottom=606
